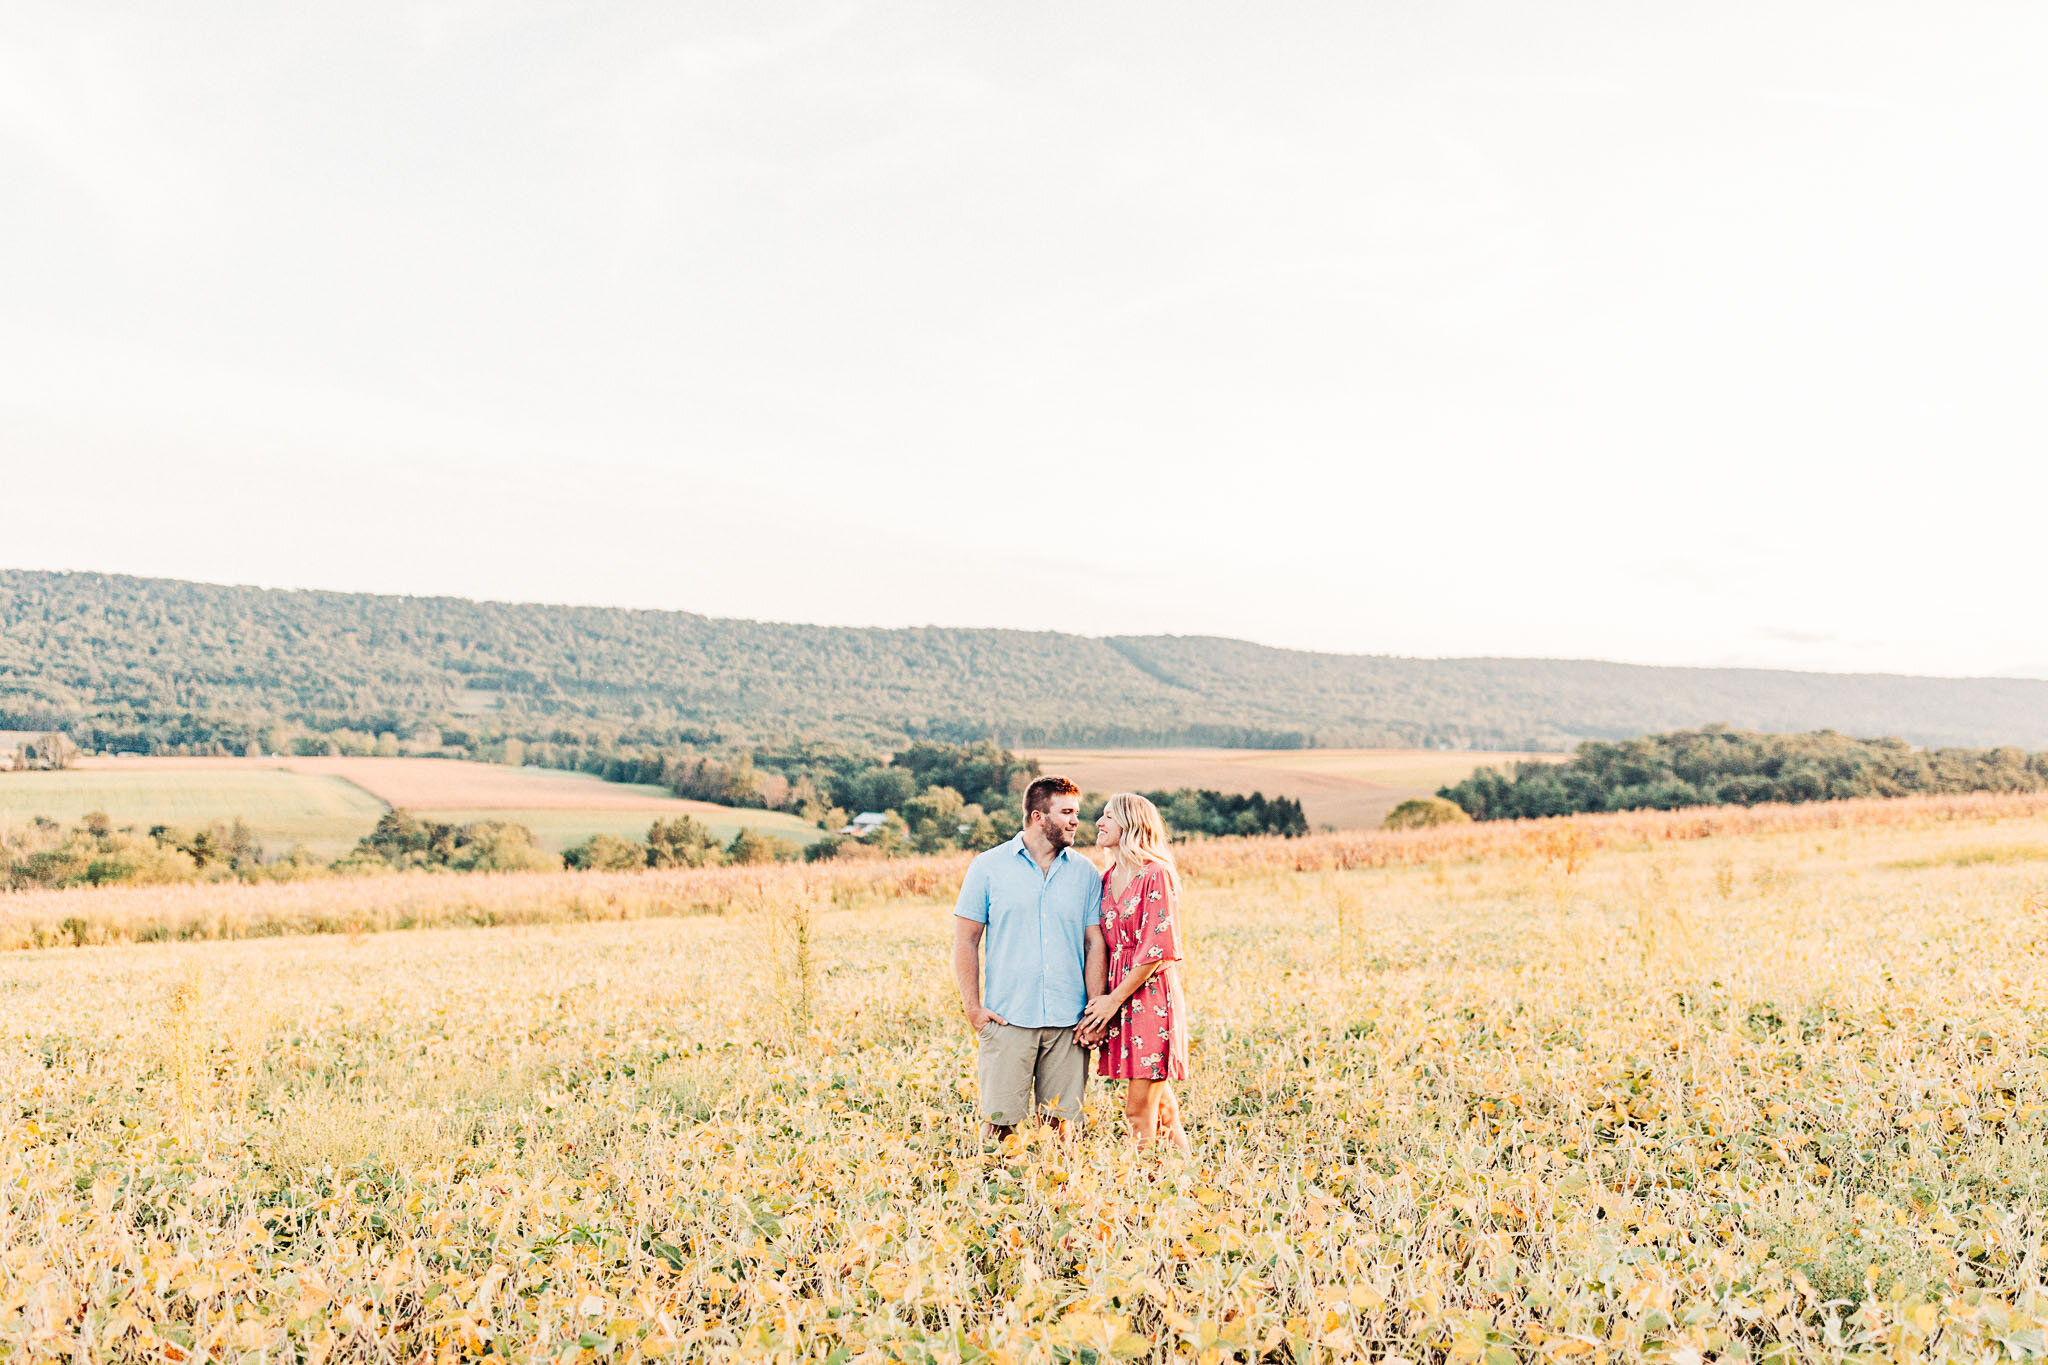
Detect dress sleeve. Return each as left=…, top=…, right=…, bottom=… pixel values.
left=1136, top=866, right=1183, bottom=966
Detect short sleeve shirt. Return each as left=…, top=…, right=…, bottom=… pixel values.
left=954, top=834, right=1104, bottom=1028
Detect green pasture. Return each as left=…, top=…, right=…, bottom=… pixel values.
left=414, top=807, right=829, bottom=854
left=0, top=769, right=828, bottom=861
left=0, top=770, right=386, bottom=858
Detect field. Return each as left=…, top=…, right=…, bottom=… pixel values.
left=6, top=758, right=825, bottom=856
left=8, top=794, right=2048, bottom=1361
left=1025, top=748, right=1561, bottom=829
left=69, top=758, right=753, bottom=814
left=0, top=769, right=387, bottom=857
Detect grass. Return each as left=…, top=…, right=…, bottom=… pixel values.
left=1027, top=746, right=1566, bottom=828
left=0, top=769, right=386, bottom=857
left=7, top=792, right=2048, bottom=1360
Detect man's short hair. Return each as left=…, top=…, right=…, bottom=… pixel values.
left=1024, top=775, right=1081, bottom=820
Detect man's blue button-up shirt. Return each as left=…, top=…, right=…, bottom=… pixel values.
left=954, top=834, right=1103, bottom=1028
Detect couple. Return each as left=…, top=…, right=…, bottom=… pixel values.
left=951, top=776, right=1191, bottom=1151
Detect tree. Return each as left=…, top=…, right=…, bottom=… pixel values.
left=960, top=805, right=1000, bottom=850
left=647, top=816, right=718, bottom=868
left=1382, top=797, right=1472, bottom=830
left=565, top=833, right=646, bottom=871
left=351, top=808, right=449, bottom=868
left=902, top=785, right=967, bottom=854
left=726, top=827, right=798, bottom=865
left=175, top=818, right=263, bottom=870
left=838, top=766, right=917, bottom=816
left=18, top=732, right=79, bottom=771
left=864, top=812, right=911, bottom=858
left=788, top=776, right=829, bottom=822
left=4, top=819, right=201, bottom=889
left=1436, top=728, right=2048, bottom=821
left=446, top=821, right=556, bottom=873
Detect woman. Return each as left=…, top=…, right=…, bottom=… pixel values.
left=1079, top=792, right=1191, bottom=1151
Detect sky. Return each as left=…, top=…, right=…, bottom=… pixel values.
left=3, top=3, right=2045, bottom=679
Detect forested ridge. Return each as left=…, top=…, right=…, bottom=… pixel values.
left=5, top=569, right=2047, bottom=750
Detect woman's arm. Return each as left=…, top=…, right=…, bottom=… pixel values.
left=1080, top=957, right=1162, bottom=1032
left=1080, top=868, right=1179, bottom=1032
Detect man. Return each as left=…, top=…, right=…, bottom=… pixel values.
left=953, top=775, right=1106, bottom=1138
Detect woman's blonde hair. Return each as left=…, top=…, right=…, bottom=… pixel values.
left=1103, top=792, right=1178, bottom=886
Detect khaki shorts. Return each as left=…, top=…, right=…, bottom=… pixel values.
left=977, top=1022, right=1089, bottom=1125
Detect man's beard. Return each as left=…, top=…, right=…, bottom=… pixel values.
left=1045, top=825, right=1073, bottom=852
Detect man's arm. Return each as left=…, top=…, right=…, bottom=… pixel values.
left=1076, top=924, right=1109, bottom=1043
left=953, top=917, right=1005, bottom=1032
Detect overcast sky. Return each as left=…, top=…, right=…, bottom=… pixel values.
left=4, top=3, right=2043, bottom=678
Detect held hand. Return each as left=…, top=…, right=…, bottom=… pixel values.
left=1079, top=993, right=1120, bottom=1036
left=966, top=1005, right=1008, bottom=1034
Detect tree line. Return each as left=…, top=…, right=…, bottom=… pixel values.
left=2, top=813, right=320, bottom=890
left=1, top=737, right=1315, bottom=890
left=1440, top=727, right=2048, bottom=821
left=0, top=809, right=811, bottom=891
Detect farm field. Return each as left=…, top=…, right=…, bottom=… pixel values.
left=1026, top=747, right=1561, bottom=829
left=72, top=755, right=749, bottom=812
left=11, top=758, right=826, bottom=856
left=0, top=768, right=387, bottom=858
left=8, top=794, right=2048, bottom=1361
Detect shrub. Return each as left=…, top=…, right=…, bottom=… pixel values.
left=564, top=833, right=647, bottom=872
left=647, top=816, right=720, bottom=868
left=446, top=822, right=558, bottom=874
left=726, top=828, right=801, bottom=865
left=1383, top=796, right=1473, bottom=830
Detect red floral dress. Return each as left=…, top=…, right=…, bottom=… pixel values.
left=1096, top=863, right=1188, bottom=1082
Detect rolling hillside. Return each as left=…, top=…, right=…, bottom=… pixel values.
left=4, top=568, right=2046, bottom=750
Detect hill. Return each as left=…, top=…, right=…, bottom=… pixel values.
left=4, top=568, right=2046, bottom=750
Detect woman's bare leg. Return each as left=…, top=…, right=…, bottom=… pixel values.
left=1155, top=1082, right=1191, bottom=1153
left=1124, top=1079, right=1164, bottom=1144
